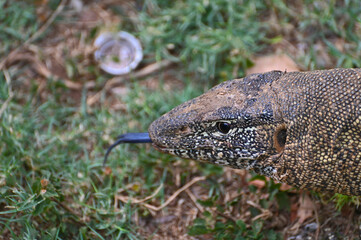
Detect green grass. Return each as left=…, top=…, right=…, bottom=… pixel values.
left=0, top=1, right=38, bottom=57
left=1, top=0, right=361, bottom=238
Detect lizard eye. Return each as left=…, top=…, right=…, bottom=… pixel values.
left=216, top=122, right=231, bottom=134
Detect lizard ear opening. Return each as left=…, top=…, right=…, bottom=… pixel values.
left=274, top=124, right=287, bottom=153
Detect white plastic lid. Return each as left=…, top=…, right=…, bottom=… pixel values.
left=94, top=31, right=143, bottom=75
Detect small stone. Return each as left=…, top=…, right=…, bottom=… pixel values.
left=305, top=222, right=318, bottom=232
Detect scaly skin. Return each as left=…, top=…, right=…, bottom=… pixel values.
left=148, top=69, right=361, bottom=196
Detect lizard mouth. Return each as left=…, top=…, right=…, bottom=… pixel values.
left=152, top=143, right=173, bottom=153
left=152, top=143, right=214, bottom=153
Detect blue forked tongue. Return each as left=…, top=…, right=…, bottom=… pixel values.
left=103, top=132, right=152, bottom=166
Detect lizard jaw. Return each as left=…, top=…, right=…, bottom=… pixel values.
left=152, top=143, right=169, bottom=153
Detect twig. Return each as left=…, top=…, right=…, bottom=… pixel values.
left=0, top=0, right=67, bottom=70
left=247, top=200, right=273, bottom=221
left=312, top=195, right=320, bottom=240
left=106, top=59, right=173, bottom=89
left=122, top=183, right=163, bottom=204
left=86, top=59, right=174, bottom=106
left=251, top=210, right=272, bottom=222
left=216, top=210, right=237, bottom=223
left=26, top=0, right=67, bottom=45
left=229, top=192, right=243, bottom=202
left=117, top=176, right=206, bottom=212
left=52, top=198, right=81, bottom=220
left=6, top=52, right=83, bottom=90
left=185, top=188, right=204, bottom=213
left=30, top=54, right=82, bottom=90
left=137, top=184, right=164, bottom=203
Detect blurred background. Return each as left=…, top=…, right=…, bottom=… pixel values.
left=1, top=0, right=361, bottom=239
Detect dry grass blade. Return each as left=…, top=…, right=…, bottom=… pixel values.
left=6, top=51, right=82, bottom=90
left=0, top=0, right=67, bottom=71
left=125, top=183, right=163, bottom=204
left=247, top=200, right=273, bottom=221
left=25, top=0, right=67, bottom=45
left=106, top=60, right=174, bottom=89
left=116, top=176, right=206, bottom=212
left=87, top=60, right=174, bottom=106
left=0, top=70, right=14, bottom=118
left=185, top=188, right=204, bottom=213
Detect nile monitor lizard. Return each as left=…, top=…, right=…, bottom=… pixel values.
left=105, top=68, right=361, bottom=196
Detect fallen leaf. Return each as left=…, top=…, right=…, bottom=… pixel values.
left=280, top=183, right=293, bottom=191
left=297, top=194, right=314, bottom=224
left=104, top=166, right=112, bottom=175
left=248, top=179, right=266, bottom=189
left=289, top=193, right=315, bottom=233
left=41, top=179, right=49, bottom=188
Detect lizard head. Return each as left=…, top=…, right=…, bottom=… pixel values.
left=149, top=71, right=286, bottom=172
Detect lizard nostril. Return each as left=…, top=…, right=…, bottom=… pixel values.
left=176, top=126, right=191, bottom=134
left=180, top=126, right=188, bottom=132
left=274, top=124, right=287, bottom=153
